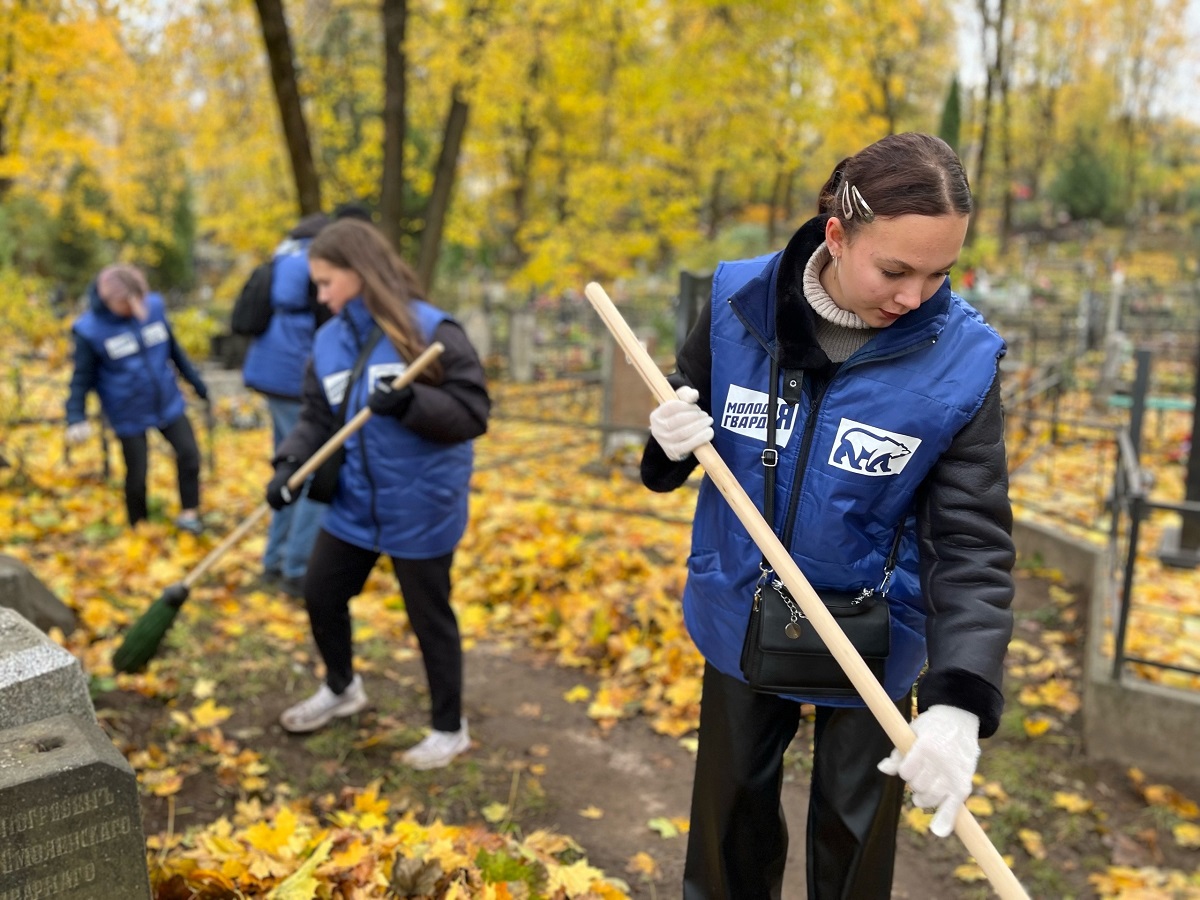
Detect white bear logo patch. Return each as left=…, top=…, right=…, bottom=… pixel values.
left=828, top=418, right=921, bottom=476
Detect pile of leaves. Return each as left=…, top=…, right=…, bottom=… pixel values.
left=149, top=783, right=624, bottom=899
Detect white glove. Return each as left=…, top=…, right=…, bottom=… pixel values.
left=877, top=704, right=980, bottom=838
left=65, top=421, right=93, bottom=444
left=649, top=385, right=713, bottom=461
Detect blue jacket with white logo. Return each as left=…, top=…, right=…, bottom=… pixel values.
left=278, top=296, right=490, bottom=559
left=642, top=216, right=1015, bottom=735
left=66, top=284, right=206, bottom=437
left=242, top=239, right=319, bottom=399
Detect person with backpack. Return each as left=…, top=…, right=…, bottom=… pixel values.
left=266, top=219, right=490, bottom=770
left=235, top=214, right=331, bottom=595
left=65, top=264, right=209, bottom=534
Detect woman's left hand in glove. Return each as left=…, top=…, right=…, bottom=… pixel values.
left=368, top=375, right=415, bottom=418
left=877, top=704, right=980, bottom=837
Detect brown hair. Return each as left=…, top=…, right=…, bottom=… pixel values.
left=817, top=133, right=971, bottom=237
left=97, top=264, right=148, bottom=302
left=308, top=219, right=442, bottom=383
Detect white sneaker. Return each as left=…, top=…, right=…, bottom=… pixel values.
left=402, top=718, right=470, bottom=770
left=279, top=676, right=368, bottom=733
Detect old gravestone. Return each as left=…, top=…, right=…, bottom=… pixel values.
left=0, top=608, right=94, bottom=731
left=0, top=714, right=152, bottom=899
left=0, top=556, right=77, bottom=636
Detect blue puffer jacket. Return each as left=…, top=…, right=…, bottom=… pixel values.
left=311, top=298, right=475, bottom=558
left=242, top=239, right=318, bottom=399
left=66, top=285, right=204, bottom=437
left=686, top=247, right=1005, bottom=706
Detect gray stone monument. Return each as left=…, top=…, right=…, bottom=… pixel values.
left=0, top=714, right=152, bottom=899
left=460, top=307, right=492, bottom=364
left=0, top=609, right=95, bottom=731
left=509, top=309, right=537, bottom=384
left=0, top=556, right=77, bottom=635
left=601, top=331, right=657, bottom=458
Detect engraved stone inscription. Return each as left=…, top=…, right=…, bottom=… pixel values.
left=0, top=715, right=151, bottom=899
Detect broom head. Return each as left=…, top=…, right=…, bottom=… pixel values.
left=112, top=582, right=191, bottom=673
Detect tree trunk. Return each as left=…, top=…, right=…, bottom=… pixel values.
left=380, top=0, right=408, bottom=250
left=967, top=0, right=1007, bottom=246
left=252, top=0, right=321, bottom=216
left=416, top=2, right=491, bottom=292
left=997, top=0, right=1015, bottom=253
left=416, top=90, right=469, bottom=292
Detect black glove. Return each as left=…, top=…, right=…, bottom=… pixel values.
left=194, top=380, right=209, bottom=402
left=266, top=458, right=301, bottom=510
left=368, top=375, right=414, bottom=418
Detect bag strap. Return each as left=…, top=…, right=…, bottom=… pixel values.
left=759, top=360, right=904, bottom=595
left=338, top=325, right=384, bottom=427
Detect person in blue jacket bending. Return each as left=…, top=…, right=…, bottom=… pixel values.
left=642, top=133, right=1015, bottom=899
left=265, top=219, right=490, bottom=771
left=240, top=214, right=332, bottom=595
left=65, top=264, right=209, bottom=534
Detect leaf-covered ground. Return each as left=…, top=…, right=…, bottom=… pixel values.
left=2, top=361, right=1200, bottom=897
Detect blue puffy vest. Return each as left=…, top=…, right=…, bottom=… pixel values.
left=684, top=251, right=1005, bottom=705
left=242, top=239, right=318, bottom=399
left=71, top=291, right=186, bottom=437
left=312, top=297, right=474, bottom=558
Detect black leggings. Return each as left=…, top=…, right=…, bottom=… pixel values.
left=683, top=663, right=910, bottom=900
left=303, top=530, right=462, bottom=732
left=118, top=415, right=200, bottom=526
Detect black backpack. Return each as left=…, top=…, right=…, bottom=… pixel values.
left=230, top=261, right=275, bottom=336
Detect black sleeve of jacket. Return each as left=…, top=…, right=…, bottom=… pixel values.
left=914, top=376, right=1015, bottom=739
left=640, top=300, right=712, bottom=492
left=276, top=358, right=336, bottom=465
left=397, top=320, right=490, bottom=443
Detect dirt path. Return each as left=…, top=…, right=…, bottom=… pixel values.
left=462, top=641, right=968, bottom=900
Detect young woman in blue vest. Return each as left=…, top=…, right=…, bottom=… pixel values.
left=265, top=219, right=490, bottom=770
left=642, top=133, right=1015, bottom=899
left=65, top=264, right=209, bottom=534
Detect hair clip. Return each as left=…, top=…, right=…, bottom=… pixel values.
left=839, top=180, right=875, bottom=223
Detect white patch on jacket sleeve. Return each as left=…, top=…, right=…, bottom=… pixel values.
left=367, top=361, right=407, bottom=391
left=720, top=383, right=798, bottom=447
left=103, top=333, right=139, bottom=360
left=323, top=369, right=351, bottom=407
left=141, top=322, right=169, bottom=346
left=828, top=417, right=921, bottom=476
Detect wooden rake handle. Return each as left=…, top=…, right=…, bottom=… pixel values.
left=583, top=282, right=1028, bottom=900
left=180, top=341, right=445, bottom=590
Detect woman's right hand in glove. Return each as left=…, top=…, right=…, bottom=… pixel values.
left=649, top=385, right=713, bottom=461
left=266, top=458, right=301, bottom=510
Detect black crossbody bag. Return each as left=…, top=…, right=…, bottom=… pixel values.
left=307, top=326, right=383, bottom=503
left=738, top=360, right=900, bottom=698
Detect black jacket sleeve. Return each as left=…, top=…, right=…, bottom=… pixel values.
left=399, top=320, right=491, bottom=443
left=640, top=300, right=712, bottom=492
left=65, top=331, right=98, bottom=425
left=914, top=376, right=1016, bottom=738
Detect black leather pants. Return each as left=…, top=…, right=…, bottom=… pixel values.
left=682, top=663, right=911, bottom=900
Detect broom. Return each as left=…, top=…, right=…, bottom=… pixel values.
left=111, top=341, right=445, bottom=673
left=583, top=282, right=1029, bottom=900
